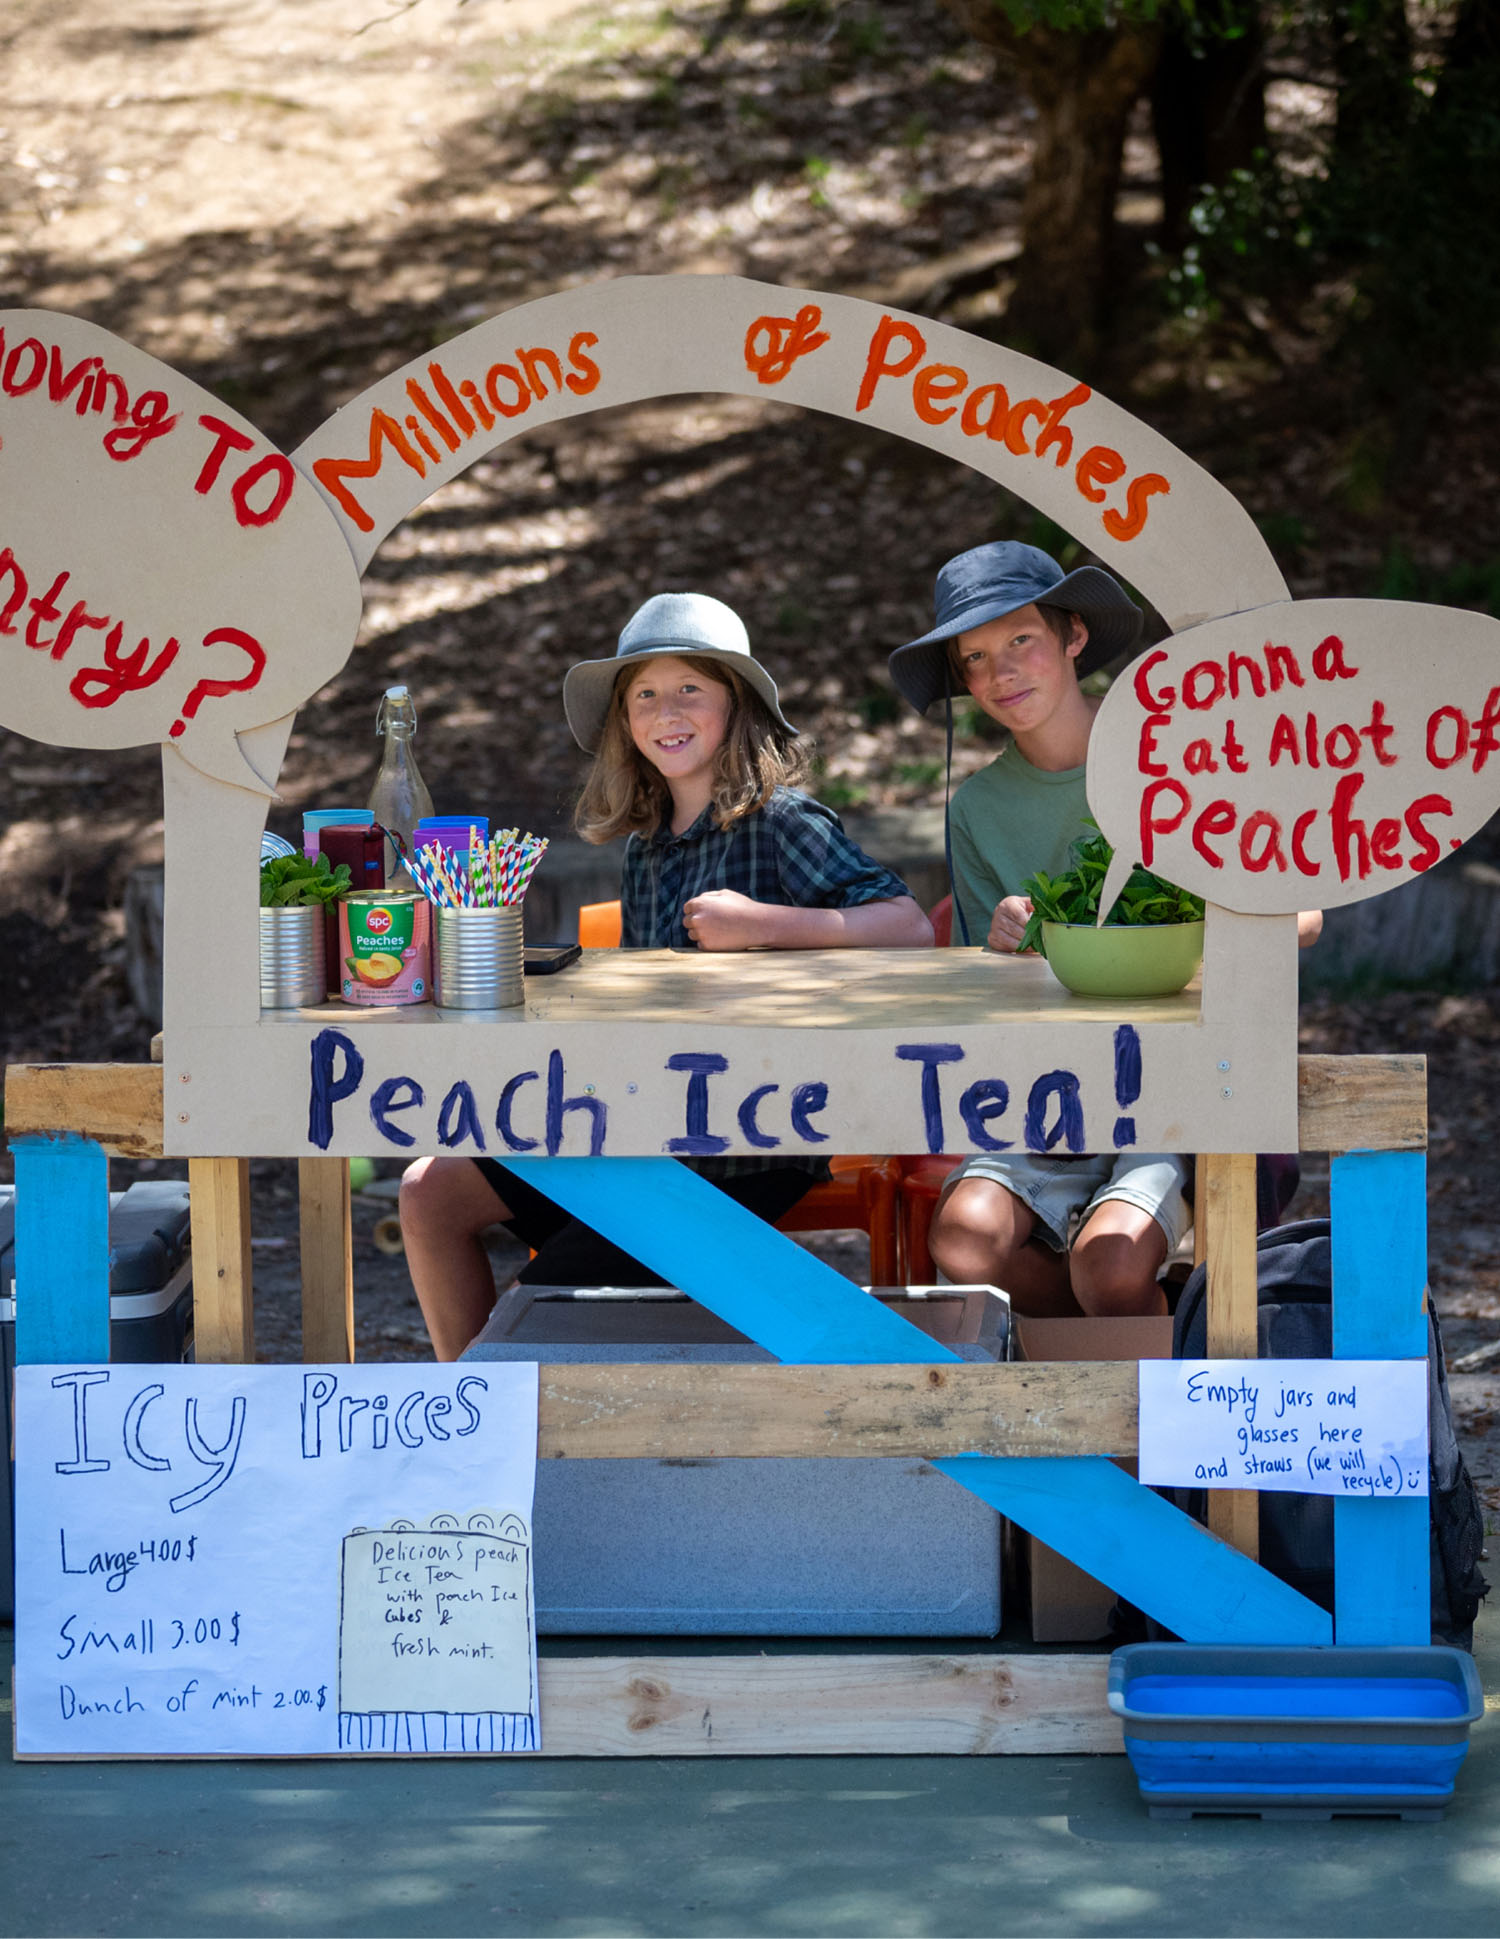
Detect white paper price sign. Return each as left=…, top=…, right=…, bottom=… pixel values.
left=14, top=1363, right=540, bottom=1757
left=1138, top=1360, right=1428, bottom=1497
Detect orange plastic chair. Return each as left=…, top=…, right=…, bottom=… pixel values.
left=573, top=899, right=902, bottom=1280
left=578, top=899, right=623, bottom=947
left=929, top=893, right=953, bottom=946
left=778, top=1155, right=903, bottom=1285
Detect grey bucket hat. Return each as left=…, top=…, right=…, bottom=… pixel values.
left=888, top=541, right=1144, bottom=715
left=563, top=592, right=797, bottom=752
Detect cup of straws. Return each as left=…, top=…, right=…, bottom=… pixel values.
left=411, top=824, right=549, bottom=1010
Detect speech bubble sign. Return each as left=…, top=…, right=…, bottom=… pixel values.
left=0, top=310, right=362, bottom=793
left=1087, top=597, right=1500, bottom=917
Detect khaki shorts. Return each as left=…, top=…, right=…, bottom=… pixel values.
left=941, top=1151, right=1192, bottom=1254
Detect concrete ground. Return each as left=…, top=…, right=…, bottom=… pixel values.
left=2, top=1615, right=1498, bottom=1939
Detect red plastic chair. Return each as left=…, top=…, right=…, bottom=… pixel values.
left=895, top=895, right=962, bottom=1277
left=569, top=898, right=903, bottom=1281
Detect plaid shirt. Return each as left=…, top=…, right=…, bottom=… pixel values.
left=622, top=788, right=912, bottom=951
left=622, top=788, right=913, bottom=1179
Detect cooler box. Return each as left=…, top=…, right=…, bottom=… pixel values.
left=0, top=1180, right=194, bottom=1616
left=463, top=1285, right=1008, bottom=1635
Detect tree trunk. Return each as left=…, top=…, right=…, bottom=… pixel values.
left=1151, top=12, right=1267, bottom=245
left=939, top=1, right=1161, bottom=367
left=1329, top=0, right=1414, bottom=169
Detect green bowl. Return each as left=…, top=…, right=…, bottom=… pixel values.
left=1040, top=920, right=1205, bottom=998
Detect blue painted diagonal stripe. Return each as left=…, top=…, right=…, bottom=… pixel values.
left=13, top=1134, right=110, bottom=1365
left=504, top=1155, right=961, bottom=1365
left=1331, top=1149, right=1430, bottom=1645
left=506, top=1155, right=1331, bottom=1643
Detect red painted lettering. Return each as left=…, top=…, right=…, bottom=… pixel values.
left=1191, top=799, right=1236, bottom=868
left=1139, top=777, right=1191, bottom=866
left=1312, top=633, right=1358, bottom=681
left=1331, top=771, right=1371, bottom=881
left=1268, top=714, right=1300, bottom=766
left=1183, top=660, right=1226, bottom=710
left=1292, top=809, right=1321, bottom=877
left=1133, top=649, right=1174, bottom=712
left=230, top=454, right=295, bottom=528
left=195, top=415, right=255, bottom=496
left=1405, top=794, right=1453, bottom=873
left=1138, top=712, right=1170, bottom=776
left=1184, top=738, right=1219, bottom=774
left=1241, top=810, right=1287, bottom=873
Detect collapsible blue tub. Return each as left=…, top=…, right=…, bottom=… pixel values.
left=1109, top=1644, right=1483, bottom=1820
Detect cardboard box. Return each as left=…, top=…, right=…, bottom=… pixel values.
left=1012, top=1313, right=1175, bottom=1643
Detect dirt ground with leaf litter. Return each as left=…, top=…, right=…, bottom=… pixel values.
left=4, top=0, right=1500, bottom=1538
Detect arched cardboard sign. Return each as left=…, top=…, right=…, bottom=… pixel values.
left=1, top=275, right=1491, bottom=1157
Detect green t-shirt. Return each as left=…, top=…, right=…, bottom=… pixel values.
left=948, top=745, right=1089, bottom=946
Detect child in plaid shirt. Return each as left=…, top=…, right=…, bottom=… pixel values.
left=403, top=591, right=931, bottom=1357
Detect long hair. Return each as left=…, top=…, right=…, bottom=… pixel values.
left=575, top=654, right=808, bottom=844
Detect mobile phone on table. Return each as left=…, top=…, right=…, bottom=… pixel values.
left=524, top=943, right=582, bottom=976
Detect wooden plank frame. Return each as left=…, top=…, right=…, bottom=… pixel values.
left=5, top=1049, right=1428, bottom=1756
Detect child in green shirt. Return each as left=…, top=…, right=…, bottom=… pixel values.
left=888, top=540, right=1188, bottom=1318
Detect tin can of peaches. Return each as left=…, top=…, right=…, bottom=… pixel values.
left=339, top=890, right=432, bottom=1006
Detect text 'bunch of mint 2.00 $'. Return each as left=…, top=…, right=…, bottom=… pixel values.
left=1018, top=823, right=1205, bottom=958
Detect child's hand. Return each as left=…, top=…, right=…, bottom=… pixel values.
left=987, top=895, right=1034, bottom=953
left=682, top=888, right=769, bottom=951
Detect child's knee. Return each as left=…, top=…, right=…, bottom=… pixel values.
left=1070, top=1225, right=1166, bottom=1317
left=930, top=1181, right=1030, bottom=1272
left=399, top=1156, right=499, bottom=1241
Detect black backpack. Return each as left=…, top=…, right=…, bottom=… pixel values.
left=1171, top=1217, right=1488, bottom=1649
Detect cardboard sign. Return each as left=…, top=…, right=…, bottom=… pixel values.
left=1138, top=1359, right=1428, bottom=1497
left=294, top=275, right=1288, bottom=629
left=1089, top=598, right=1500, bottom=916
left=14, top=1363, right=540, bottom=1756
left=0, top=310, right=362, bottom=794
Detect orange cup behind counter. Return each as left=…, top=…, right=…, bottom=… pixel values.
left=339, top=890, right=433, bottom=1005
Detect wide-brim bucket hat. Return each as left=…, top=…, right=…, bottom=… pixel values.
left=888, top=541, right=1144, bottom=715
left=563, top=591, right=797, bottom=752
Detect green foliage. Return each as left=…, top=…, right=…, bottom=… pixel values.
left=1374, top=547, right=1500, bottom=619
left=1152, top=22, right=1500, bottom=390
left=982, top=0, right=1167, bottom=30
left=1018, top=824, right=1203, bottom=955
left=259, top=852, right=351, bottom=909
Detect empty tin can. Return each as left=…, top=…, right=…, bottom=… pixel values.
left=259, top=905, right=326, bottom=1009
left=435, top=905, right=525, bottom=1009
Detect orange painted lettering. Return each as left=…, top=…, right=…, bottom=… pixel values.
left=913, top=364, right=967, bottom=425
left=312, top=409, right=428, bottom=534
left=1103, top=471, right=1169, bottom=541
left=1034, top=383, right=1090, bottom=467
left=959, top=382, right=1010, bottom=440
left=855, top=316, right=927, bottom=412
left=1075, top=444, right=1126, bottom=504
left=566, top=330, right=602, bottom=394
